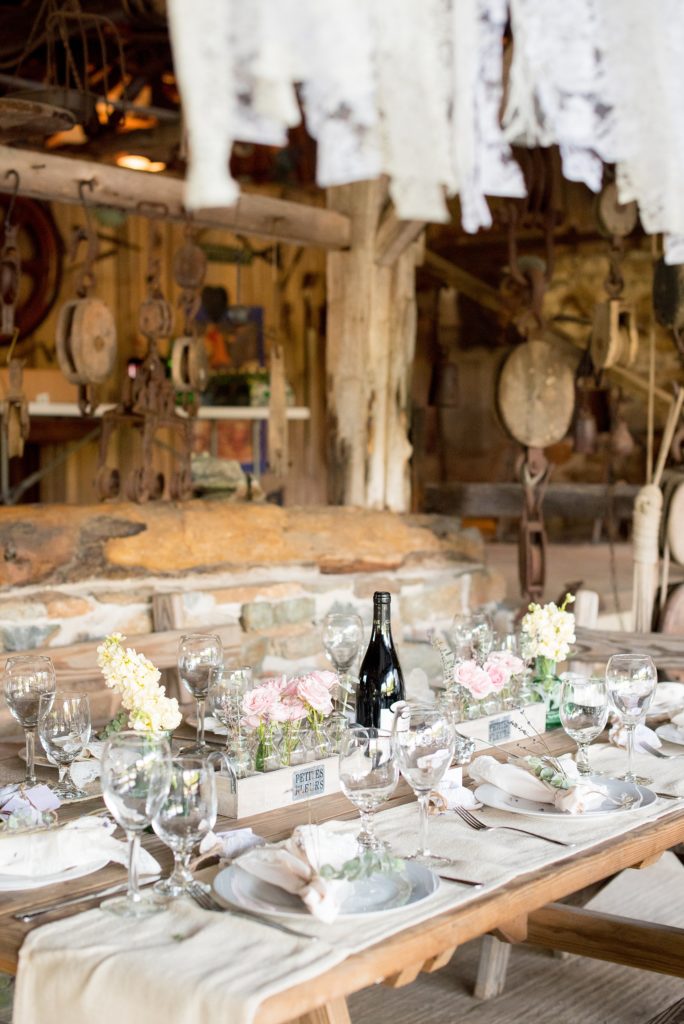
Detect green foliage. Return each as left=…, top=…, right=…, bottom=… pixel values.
left=319, top=849, right=405, bottom=882
left=97, top=709, right=128, bottom=740
left=525, top=755, right=571, bottom=790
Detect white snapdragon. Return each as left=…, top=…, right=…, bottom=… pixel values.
left=97, top=634, right=182, bottom=733
left=521, top=594, right=576, bottom=664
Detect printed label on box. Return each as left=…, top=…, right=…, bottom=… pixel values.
left=292, top=764, right=326, bottom=801
left=488, top=716, right=511, bottom=743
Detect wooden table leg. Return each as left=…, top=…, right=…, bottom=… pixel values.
left=293, top=997, right=352, bottom=1024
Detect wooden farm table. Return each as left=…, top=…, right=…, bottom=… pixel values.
left=1, top=730, right=683, bottom=1024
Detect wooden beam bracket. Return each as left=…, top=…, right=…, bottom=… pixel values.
left=376, top=206, right=425, bottom=267
left=491, top=914, right=529, bottom=944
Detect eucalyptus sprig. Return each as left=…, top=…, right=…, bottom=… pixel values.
left=319, top=849, right=405, bottom=882
left=525, top=756, right=571, bottom=791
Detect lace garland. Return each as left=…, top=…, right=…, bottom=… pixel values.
left=167, top=0, right=684, bottom=255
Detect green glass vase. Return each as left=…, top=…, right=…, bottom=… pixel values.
left=531, top=656, right=563, bottom=729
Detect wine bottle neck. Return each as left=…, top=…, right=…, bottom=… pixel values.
left=372, top=607, right=392, bottom=637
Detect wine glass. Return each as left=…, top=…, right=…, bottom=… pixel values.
left=322, top=612, right=364, bottom=714
left=208, top=665, right=253, bottom=777
left=100, top=731, right=172, bottom=917
left=4, top=655, right=56, bottom=785
left=178, top=634, right=223, bottom=754
left=391, top=703, right=455, bottom=866
left=605, top=654, right=658, bottom=784
left=559, top=674, right=608, bottom=776
left=38, top=692, right=91, bottom=799
left=339, top=725, right=398, bottom=851
left=152, top=756, right=217, bottom=899
left=469, top=612, right=494, bottom=664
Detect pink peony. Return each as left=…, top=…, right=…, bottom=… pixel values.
left=271, top=695, right=308, bottom=723
left=486, top=651, right=524, bottom=676
left=307, top=670, right=338, bottom=691
left=484, top=662, right=508, bottom=692
left=295, top=674, right=334, bottom=716
left=455, top=660, right=494, bottom=699
left=241, top=684, right=279, bottom=728
left=261, top=675, right=288, bottom=695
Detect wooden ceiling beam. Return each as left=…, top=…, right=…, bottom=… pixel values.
left=0, top=146, right=351, bottom=250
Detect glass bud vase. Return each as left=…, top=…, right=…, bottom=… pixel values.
left=531, top=656, right=563, bottom=729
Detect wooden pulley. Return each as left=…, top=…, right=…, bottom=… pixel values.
left=169, top=467, right=193, bottom=501
left=497, top=339, right=575, bottom=448
left=173, top=236, right=207, bottom=291
left=665, top=482, right=684, bottom=566
left=590, top=299, right=638, bottom=370
left=56, top=297, right=117, bottom=384
left=95, top=465, right=120, bottom=501
left=170, top=335, right=209, bottom=393
left=139, top=295, right=173, bottom=341
left=596, top=182, right=638, bottom=238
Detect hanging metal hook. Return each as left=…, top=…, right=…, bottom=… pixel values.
left=4, top=170, right=20, bottom=227
left=75, top=179, right=98, bottom=296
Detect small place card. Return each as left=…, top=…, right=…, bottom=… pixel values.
left=292, top=764, right=326, bottom=801
left=488, top=716, right=512, bottom=743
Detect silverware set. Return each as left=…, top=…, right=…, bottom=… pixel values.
left=641, top=741, right=684, bottom=761
left=186, top=881, right=315, bottom=940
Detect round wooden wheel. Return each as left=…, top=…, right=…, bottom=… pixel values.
left=170, top=467, right=193, bottom=501
left=139, top=296, right=174, bottom=340
left=56, top=297, right=117, bottom=384
left=95, top=465, right=120, bottom=501
left=0, top=197, right=62, bottom=340
left=125, top=467, right=151, bottom=504
left=596, top=183, right=639, bottom=238
left=171, top=335, right=209, bottom=392
left=497, top=339, right=575, bottom=448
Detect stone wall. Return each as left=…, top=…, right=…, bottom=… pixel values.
left=0, top=501, right=505, bottom=736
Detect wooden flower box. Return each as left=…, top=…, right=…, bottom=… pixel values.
left=216, top=756, right=342, bottom=819
left=455, top=701, right=547, bottom=746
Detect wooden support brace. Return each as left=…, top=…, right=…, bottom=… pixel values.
left=376, top=207, right=425, bottom=267
left=491, top=914, right=528, bottom=945
left=634, top=852, right=664, bottom=870
left=527, top=903, right=684, bottom=977
left=293, top=998, right=352, bottom=1024
left=474, top=935, right=512, bottom=1000
left=383, top=963, right=424, bottom=988
left=421, top=946, right=458, bottom=973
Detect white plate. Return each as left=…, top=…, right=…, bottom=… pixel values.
left=185, top=716, right=228, bottom=737
left=648, top=682, right=684, bottom=717
left=475, top=775, right=656, bottom=818
left=213, top=859, right=439, bottom=920
left=0, top=858, right=109, bottom=892
left=656, top=723, right=684, bottom=747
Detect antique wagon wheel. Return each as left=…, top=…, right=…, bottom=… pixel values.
left=0, top=197, right=62, bottom=340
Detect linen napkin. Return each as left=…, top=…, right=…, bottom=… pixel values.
left=609, top=720, right=662, bottom=752
left=235, top=823, right=358, bottom=923
left=199, top=827, right=264, bottom=860
left=0, top=816, right=160, bottom=878
left=468, top=755, right=608, bottom=814
left=429, top=766, right=483, bottom=813
left=0, top=784, right=60, bottom=828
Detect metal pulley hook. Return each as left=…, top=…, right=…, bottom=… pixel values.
left=4, top=170, right=19, bottom=227
left=75, top=179, right=98, bottom=296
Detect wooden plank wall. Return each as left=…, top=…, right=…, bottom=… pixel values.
left=30, top=200, right=327, bottom=505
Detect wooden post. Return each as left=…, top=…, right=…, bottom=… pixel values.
left=326, top=183, right=420, bottom=511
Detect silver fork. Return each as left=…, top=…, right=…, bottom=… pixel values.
left=641, top=741, right=684, bottom=760
left=453, top=805, right=575, bottom=847
left=187, top=882, right=315, bottom=940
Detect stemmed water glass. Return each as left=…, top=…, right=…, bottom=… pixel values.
left=446, top=611, right=493, bottom=665
left=339, top=726, right=398, bottom=851
left=322, top=612, right=364, bottom=714
left=100, top=731, right=172, bottom=917
left=38, top=692, right=91, bottom=799
left=4, top=655, right=56, bottom=785
left=208, top=665, right=253, bottom=777
left=605, top=654, right=658, bottom=784
left=391, top=703, right=455, bottom=866
left=178, top=634, right=223, bottom=754
left=559, top=674, right=609, bottom=776
left=152, top=756, right=217, bottom=899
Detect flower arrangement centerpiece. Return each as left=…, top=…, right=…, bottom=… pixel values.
left=97, top=633, right=182, bottom=736
left=241, top=670, right=337, bottom=771
left=520, top=593, right=576, bottom=728
left=453, top=650, right=525, bottom=718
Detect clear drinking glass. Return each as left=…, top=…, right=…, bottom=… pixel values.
left=559, top=674, right=608, bottom=776
left=446, top=611, right=493, bottom=665
left=178, top=634, right=223, bottom=754
left=38, top=692, right=91, bottom=799
left=339, top=726, right=398, bottom=850
left=152, top=756, right=217, bottom=899
left=391, top=703, right=455, bottom=866
left=100, top=731, right=172, bottom=917
left=605, top=654, right=658, bottom=784
left=322, top=612, right=364, bottom=714
left=208, top=665, right=253, bottom=777
left=4, top=655, right=56, bottom=785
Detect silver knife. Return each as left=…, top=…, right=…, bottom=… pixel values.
left=13, top=877, right=158, bottom=923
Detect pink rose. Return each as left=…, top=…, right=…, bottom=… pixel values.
left=485, top=662, right=508, bottom=692
left=241, top=684, right=279, bottom=727
left=295, top=675, right=334, bottom=716
left=262, top=675, right=288, bottom=695
left=307, top=670, right=338, bottom=691
left=487, top=651, right=524, bottom=675
left=455, top=660, right=494, bottom=699
left=270, top=696, right=308, bottom=723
